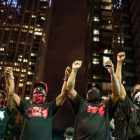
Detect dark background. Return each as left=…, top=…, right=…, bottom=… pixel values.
left=43, top=0, right=87, bottom=129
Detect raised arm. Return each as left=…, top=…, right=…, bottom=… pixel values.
left=116, top=52, right=126, bottom=102
left=67, top=60, right=82, bottom=102
left=4, top=67, right=21, bottom=107
left=56, top=67, right=71, bottom=107
left=105, top=60, right=120, bottom=104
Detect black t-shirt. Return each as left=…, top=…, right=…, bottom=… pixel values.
left=16, top=100, right=60, bottom=140
left=121, top=95, right=134, bottom=123
left=0, top=107, right=13, bottom=140
left=69, top=93, right=118, bottom=140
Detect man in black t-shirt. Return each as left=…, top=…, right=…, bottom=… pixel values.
left=116, top=52, right=140, bottom=140
left=5, top=67, right=71, bottom=140
left=0, top=68, right=14, bottom=140
left=66, top=60, right=120, bottom=140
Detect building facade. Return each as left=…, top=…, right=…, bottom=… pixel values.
left=85, top=0, right=113, bottom=97
left=0, top=0, right=52, bottom=100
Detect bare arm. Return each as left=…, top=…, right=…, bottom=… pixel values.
left=105, top=60, right=120, bottom=104
left=67, top=60, right=82, bottom=102
left=5, top=67, right=21, bottom=108
left=56, top=67, right=71, bottom=107
left=116, top=52, right=126, bottom=102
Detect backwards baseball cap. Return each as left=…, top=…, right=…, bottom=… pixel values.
left=86, top=82, right=100, bottom=93
left=34, top=82, right=48, bottom=93
left=0, top=90, right=6, bottom=100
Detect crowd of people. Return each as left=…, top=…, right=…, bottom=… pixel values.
left=0, top=52, right=140, bottom=140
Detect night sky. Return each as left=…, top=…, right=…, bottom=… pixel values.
left=43, top=0, right=87, bottom=129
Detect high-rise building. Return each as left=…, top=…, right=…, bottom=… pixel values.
left=85, top=0, right=113, bottom=97
left=0, top=0, right=52, bottom=100
left=112, top=0, right=139, bottom=94
left=129, top=0, right=140, bottom=85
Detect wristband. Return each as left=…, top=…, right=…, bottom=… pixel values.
left=63, top=78, right=68, bottom=81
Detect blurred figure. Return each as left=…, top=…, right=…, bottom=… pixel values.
left=64, top=127, right=74, bottom=140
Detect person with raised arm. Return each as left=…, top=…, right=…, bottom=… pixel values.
left=66, top=60, right=120, bottom=140
left=4, top=66, right=71, bottom=140
left=0, top=68, right=14, bottom=140
left=116, top=52, right=140, bottom=140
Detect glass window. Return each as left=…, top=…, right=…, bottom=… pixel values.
left=93, top=30, right=99, bottom=35
left=93, top=37, right=99, bottom=42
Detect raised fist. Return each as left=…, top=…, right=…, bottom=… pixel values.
left=72, top=60, right=82, bottom=70
left=117, top=52, right=125, bottom=62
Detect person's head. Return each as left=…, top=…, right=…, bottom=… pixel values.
left=0, top=90, right=6, bottom=108
left=33, top=82, right=48, bottom=104
left=131, top=84, right=140, bottom=97
left=86, top=82, right=101, bottom=102
left=131, top=84, right=140, bottom=104
left=64, top=127, right=74, bottom=140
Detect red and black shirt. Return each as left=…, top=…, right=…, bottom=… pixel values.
left=69, top=93, right=118, bottom=140
left=16, top=99, right=60, bottom=140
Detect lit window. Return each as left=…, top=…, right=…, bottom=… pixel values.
left=93, top=30, right=99, bottom=35
left=31, top=53, right=37, bottom=56
left=23, top=25, right=28, bottom=28
left=10, top=40, right=14, bottom=43
left=19, top=83, right=23, bottom=87
left=93, top=17, right=99, bottom=22
left=26, top=81, right=32, bottom=85
left=22, top=69, right=26, bottom=72
left=41, top=17, right=45, bottom=20
left=21, top=74, right=25, bottom=77
left=15, top=68, right=20, bottom=72
left=18, top=58, right=22, bottom=62
left=25, top=96, right=30, bottom=100
left=0, top=48, right=4, bottom=51
left=32, top=15, right=36, bottom=18
left=29, top=30, right=33, bottom=33
left=35, top=28, right=43, bottom=32
left=102, top=0, right=111, bottom=3
left=93, top=53, right=99, bottom=56
left=101, top=5, right=111, bottom=10
left=92, top=58, right=99, bottom=64
left=28, top=71, right=33, bottom=75
left=104, top=49, right=113, bottom=54
left=23, top=59, right=28, bottom=63
left=34, top=32, right=42, bottom=35
left=20, top=79, right=24, bottom=82
left=93, top=75, right=98, bottom=79
left=93, top=37, right=99, bottom=42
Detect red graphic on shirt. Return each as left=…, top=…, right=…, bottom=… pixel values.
left=86, top=103, right=105, bottom=116
left=27, top=105, right=48, bottom=119
left=131, top=107, right=134, bottom=111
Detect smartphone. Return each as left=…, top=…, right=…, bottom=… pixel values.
left=103, top=56, right=111, bottom=67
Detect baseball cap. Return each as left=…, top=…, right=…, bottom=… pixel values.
left=34, top=82, right=48, bottom=93
left=86, top=82, right=100, bottom=93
